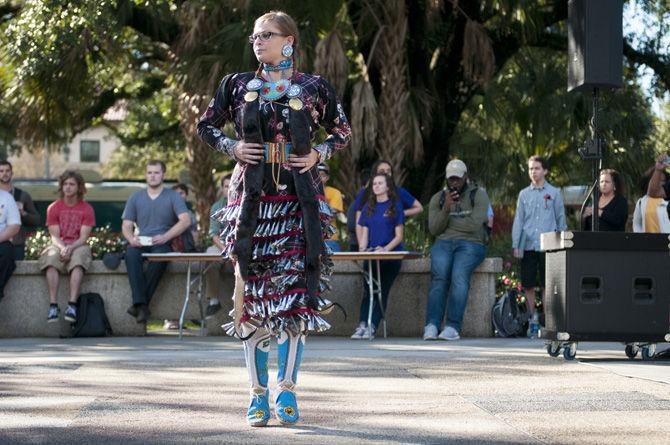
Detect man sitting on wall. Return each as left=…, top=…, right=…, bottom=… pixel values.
left=122, top=160, right=190, bottom=323
left=39, top=171, right=96, bottom=323
left=423, top=160, right=490, bottom=341
left=0, top=160, right=40, bottom=260
left=0, top=187, right=21, bottom=301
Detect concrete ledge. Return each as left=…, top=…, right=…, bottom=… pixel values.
left=0, top=257, right=501, bottom=338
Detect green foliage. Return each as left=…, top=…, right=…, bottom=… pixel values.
left=25, top=224, right=125, bottom=260
left=450, top=47, right=656, bottom=205
left=102, top=91, right=186, bottom=179
left=402, top=212, right=433, bottom=255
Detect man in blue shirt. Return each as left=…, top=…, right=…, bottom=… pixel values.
left=512, top=155, right=566, bottom=337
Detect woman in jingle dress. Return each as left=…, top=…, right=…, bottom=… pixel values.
left=197, top=10, right=350, bottom=427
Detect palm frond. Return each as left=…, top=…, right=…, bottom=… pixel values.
left=314, top=30, right=349, bottom=96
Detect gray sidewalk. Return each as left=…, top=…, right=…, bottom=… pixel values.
left=0, top=336, right=669, bottom=445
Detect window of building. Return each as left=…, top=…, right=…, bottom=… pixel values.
left=80, top=140, right=100, bottom=163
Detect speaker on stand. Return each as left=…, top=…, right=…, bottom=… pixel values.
left=568, top=0, right=623, bottom=231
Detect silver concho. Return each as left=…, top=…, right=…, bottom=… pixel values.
left=287, top=83, right=302, bottom=98
left=246, top=78, right=263, bottom=91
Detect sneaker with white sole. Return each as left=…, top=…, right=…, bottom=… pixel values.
left=64, top=305, right=77, bottom=323
left=350, top=322, right=367, bottom=339
left=438, top=326, right=460, bottom=341
left=47, top=305, right=60, bottom=323
left=423, top=324, right=438, bottom=340
left=361, top=326, right=376, bottom=339
left=205, top=299, right=222, bottom=319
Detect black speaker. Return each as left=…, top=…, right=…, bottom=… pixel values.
left=542, top=231, right=670, bottom=342
left=567, top=0, right=623, bottom=93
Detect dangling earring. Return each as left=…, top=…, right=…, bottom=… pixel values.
left=282, top=44, right=294, bottom=58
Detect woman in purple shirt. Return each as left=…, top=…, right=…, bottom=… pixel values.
left=351, top=173, right=404, bottom=339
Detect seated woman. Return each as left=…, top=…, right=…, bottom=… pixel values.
left=633, top=167, right=670, bottom=233
left=582, top=169, right=628, bottom=231
left=350, top=173, right=404, bottom=339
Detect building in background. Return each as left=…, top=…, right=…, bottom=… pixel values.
left=8, top=101, right=127, bottom=179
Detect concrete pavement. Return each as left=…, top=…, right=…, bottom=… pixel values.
left=0, top=336, right=669, bottom=444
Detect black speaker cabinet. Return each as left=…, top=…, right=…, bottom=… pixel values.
left=568, top=0, right=623, bottom=92
left=541, top=231, right=670, bottom=342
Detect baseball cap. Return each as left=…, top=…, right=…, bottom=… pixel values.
left=445, top=159, right=467, bottom=178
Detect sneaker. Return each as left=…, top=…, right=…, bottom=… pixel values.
left=136, top=304, right=151, bottom=324
left=47, top=305, right=60, bottom=323
left=438, top=326, right=460, bottom=341
left=127, top=305, right=139, bottom=318
left=64, top=305, right=77, bottom=323
left=163, top=320, right=179, bottom=330
left=275, top=389, right=299, bottom=425
left=205, top=299, right=222, bottom=319
left=247, top=390, right=270, bottom=427
left=350, top=322, right=367, bottom=339
left=423, top=324, right=438, bottom=340
left=361, top=326, right=376, bottom=339
left=527, top=313, right=540, bottom=339
left=528, top=322, right=540, bottom=339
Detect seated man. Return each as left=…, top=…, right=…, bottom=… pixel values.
left=122, top=160, right=190, bottom=323
left=0, top=188, right=21, bottom=301
left=38, top=171, right=96, bottom=323
left=204, top=173, right=233, bottom=318
left=0, top=160, right=40, bottom=260
left=423, top=159, right=490, bottom=341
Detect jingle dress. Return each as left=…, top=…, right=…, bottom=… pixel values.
left=197, top=71, right=351, bottom=335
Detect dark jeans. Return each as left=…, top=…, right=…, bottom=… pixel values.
left=0, top=241, right=16, bottom=298
left=125, top=243, right=172, bottom=305
left=425, top=239, right=486, bottom=332
left=13, top=244, right=25, bottom=261
left=358, top=259, right=402, bottom=329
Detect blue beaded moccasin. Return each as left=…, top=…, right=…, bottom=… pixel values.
left=247, top=390, right=270, bottom=427
left=275, top=389, right=299, bottom=425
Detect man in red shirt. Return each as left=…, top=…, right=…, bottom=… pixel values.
left=38, top=171, right=96, bottom=323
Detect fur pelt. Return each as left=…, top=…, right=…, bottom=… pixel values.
left=234, top=99, right=264, bottom=280
left=289, top=107, right=323, bottom=309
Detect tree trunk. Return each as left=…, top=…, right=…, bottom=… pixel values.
left=178, top=91, right=216, bottom=237
left=374, top=0, right=411, bottom=185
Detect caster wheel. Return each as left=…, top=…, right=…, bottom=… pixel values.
left=624, top=344, right=639, bottom=360
left=641, top=344, right=656, bottom=361
left=547, top=342, right=561, bottom=357
left=563, top=343, right=577, bottom=361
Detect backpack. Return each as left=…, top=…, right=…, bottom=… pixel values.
left=72, top=293, right=113, bottom=337
left=491, top=289, right=528, bottom=337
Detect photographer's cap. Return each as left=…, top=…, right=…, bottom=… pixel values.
left=446, top=159, right=467, bottom=178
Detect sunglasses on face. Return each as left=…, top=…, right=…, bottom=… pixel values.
left=248, top=31, right=288, bottom=44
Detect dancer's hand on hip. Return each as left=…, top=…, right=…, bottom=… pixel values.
left=234, top=141, right=265, bottom=164
left=289, top=149, right=320, bottom=174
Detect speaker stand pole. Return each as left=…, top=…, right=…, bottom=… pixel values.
left=591, top=88, right=601, bottom=232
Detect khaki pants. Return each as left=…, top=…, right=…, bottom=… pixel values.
left=39, top=244, right=92, bottom=273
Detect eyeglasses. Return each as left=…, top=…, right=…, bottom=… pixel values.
left=248, top=31, right=288, bottom=44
